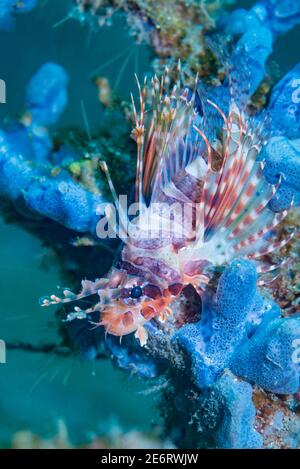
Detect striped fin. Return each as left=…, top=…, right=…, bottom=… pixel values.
left=151, top=107, right=204, bottom=201
left=257, top=257, right=290, bottom=286
left=203, top=112, right=246, bottom=232
left=256, top=257, right=289, bottom=275
left=247, top=231, right=295, bottom=259
left=201, top=105, right=238, bottom=222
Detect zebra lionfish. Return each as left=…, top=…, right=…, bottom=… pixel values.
left=42, top=68, right=293, bottom=346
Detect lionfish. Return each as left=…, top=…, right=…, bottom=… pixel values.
left=42, top=66, right=293, bottom=346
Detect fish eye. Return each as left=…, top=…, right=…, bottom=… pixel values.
left=130, top=286, right=143, bottom=299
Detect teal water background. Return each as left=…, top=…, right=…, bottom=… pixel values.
left=0, top=0, right=299, bottom=447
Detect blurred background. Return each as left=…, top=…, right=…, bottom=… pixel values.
left=0, top=0, right=299, bottom=448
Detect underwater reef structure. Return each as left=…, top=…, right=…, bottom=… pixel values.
left=0, top=0, right=300, bottom=450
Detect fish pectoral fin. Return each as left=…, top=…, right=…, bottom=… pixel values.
left=134, top=326, right=148, bottom=347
